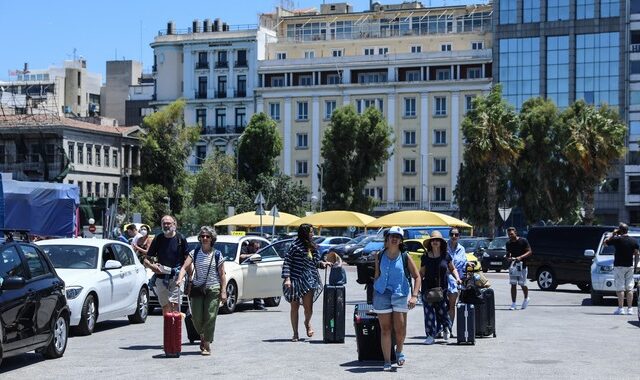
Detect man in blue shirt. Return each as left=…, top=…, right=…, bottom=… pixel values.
left=447, top=227, right=466, bottom=324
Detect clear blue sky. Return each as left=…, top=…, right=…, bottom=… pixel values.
left=0, top=0, right=482, bottom=82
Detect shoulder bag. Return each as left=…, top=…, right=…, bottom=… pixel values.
left=422, top=255, right=445, bottom=304
left=187, top=249, right=215, bottom=298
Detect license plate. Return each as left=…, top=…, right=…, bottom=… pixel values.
left=490, top=261, right=502, bottom=265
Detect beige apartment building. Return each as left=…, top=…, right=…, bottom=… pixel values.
left=256, top=2, right=493, bottom=213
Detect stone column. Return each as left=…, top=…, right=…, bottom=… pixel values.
left=283, top=97, right=292, bottom=175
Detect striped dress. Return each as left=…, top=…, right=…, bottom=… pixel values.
left=281, top=238, right=323, bottom=303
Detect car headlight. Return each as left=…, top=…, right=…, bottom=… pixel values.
left=598, top=265, right=614, bottom=273
left=354, top=248, right=363, bottom=254
left=482, top=252, right=489, bottom=258
left=65, top=286, right=83, bottom=300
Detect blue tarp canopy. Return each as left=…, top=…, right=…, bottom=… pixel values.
left=1, top=178, right=80, bottom=237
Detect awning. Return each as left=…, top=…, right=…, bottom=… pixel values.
left=367, top=210, right=472, bottom=228
left=215, top=211, right=300, bottom=227
left=288, top=210, right=375, bottom=228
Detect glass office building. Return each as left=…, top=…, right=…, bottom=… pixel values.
left=493, top=0, right=630, bottom=224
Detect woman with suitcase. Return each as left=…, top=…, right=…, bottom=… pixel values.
left=420, top=231, right=462, bottom=345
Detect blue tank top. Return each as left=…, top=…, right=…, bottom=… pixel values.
left=373, top=251, right=410, bottom=296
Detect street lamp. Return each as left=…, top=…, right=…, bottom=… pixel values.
left=164, top=196, right=171, bottom=212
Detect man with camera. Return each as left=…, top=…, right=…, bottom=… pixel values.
left=604, top=223, right=639, bottom=315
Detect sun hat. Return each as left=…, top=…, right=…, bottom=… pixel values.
left=423, top=230, right=447, bottom=248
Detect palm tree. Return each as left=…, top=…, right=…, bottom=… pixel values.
left=562, top=101, right=626, bottom=225
left=461, top=84, right=522, bottom=238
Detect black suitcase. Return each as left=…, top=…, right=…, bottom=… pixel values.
left=184, top=312, right=200, bottom=343
left=323, top=285, right=346, bottom=343
left=353, top=303, right=395, bottom=361
left=457, top=303, right=476, bottom=345
left=475, top=288, right=496, bottom=338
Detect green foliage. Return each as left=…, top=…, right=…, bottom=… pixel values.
left=177, top=202, right=226, bottom=236
left=255, top=174, right=310, bottom=216
left=321, top=105, right=393, bottom=212
left=139, top=100, right=200, bottom=214
left=120, top=184, right=170, bottom=226
left=238, top=113, right=283, bottom=190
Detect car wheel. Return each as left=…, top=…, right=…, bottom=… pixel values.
left=128, top=287, right=149, bottom=324
left=590, top=290, right=603, bottom=306
left=219, top=281, right=238, bottom=314
left=577, top=283, right=591, bottom=293
left=482, top=267, right=488, bottom=273
left=264, top=296, right=281, bottom=307
left=536, top=268, right=558, bottom=291
left=77, top=294, right=97, bottom=335
left=43, top=313, right=68, bottom=359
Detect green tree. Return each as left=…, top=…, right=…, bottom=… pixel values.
left=561, top=100, right=626, bottom=225
left=513, top=97, right=576, bottom=224
left=139, top=100, right=200, bottom=214
left=237, top=113, right=283, bottom=190
left=255, top=173, right=310, bottom=216
left=460, top=85, right=522, bottom=238
left=177, top=202, right=226, bottom=236
left=120, top=184, right=170, bottom=226
left=321, top=106, right=393, bottom=212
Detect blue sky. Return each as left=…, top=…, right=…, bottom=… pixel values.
left=0, top=0, right=482, bottom=81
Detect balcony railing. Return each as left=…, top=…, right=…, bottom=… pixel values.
left=234, top=60, right=248, bottom=68
left=373, top=201, right=458, bottom=212
left=195, top=61, right=209, bottom=69
left=201, top=125, right=246, bottom=135
left=632, top=44, right=640, bottom=53
left=195, top=91, right=207, bottom=99
left=215, top=61, right=228, bottom=69
left=234, top=89, right=246, bottom=98
left=215, top=90, right=227, bottom=99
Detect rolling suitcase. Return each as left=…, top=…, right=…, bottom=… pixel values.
left=475, top=288, right=497, bottom=338
left=353, top=303, right=395, bottom=361
left=323, top=285, right=346, bottom=343
left=163, top=311, right=182, bottom=357
left=184, top=312, right=200, bottom=344
left=456, top=303, right=475, bottom=345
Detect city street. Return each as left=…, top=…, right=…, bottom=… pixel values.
left=1, top=266, right=637, bottom=379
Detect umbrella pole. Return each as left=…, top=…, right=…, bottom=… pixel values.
left=272, top=214, right=276, bottom=238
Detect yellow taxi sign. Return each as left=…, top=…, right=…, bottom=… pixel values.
left=231, top=230, right=246, bottom=236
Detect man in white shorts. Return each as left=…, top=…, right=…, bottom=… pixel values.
left=506, top=227, right=533, bottom=310
left=605, top=223, right=640, bottom=315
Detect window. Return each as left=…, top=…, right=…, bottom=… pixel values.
left=404, top=98, right=416, bottom=117
left=104, top=183, right=109, bottom=198
left=436, top=69, right=451, bottom=80
left=87, top=182, right=92, bottom=196
left=77, top=72, right=81, bottom=88
left=411, top=45, right=422, bottom=53
left=577, top=0, right=595, bottom=19
left=296, top=160, right=308, bottom=175
left=197, top=76, right=207, bottom=98
left=601, top=0, right=619, bottom=17
left=236, top=75, right=246, bottom=96
left=325, top=100, right=336, bottom=119
left=21, top=245, right=50, bottom=278
left=547, top=0, right=570, bottom=21
left=403, top=159, right=416, bottom=174
left=30, top=144, right=40, bottom=162
left=216, top=108, right=226, bottom=127
left=600, top=178, right=619, bottom=193
left=104, top=148, right=109, bottom=167
left=404, top=131, right=416, bottom=146
left=434, top=96, right=447, bottom=116
left=276, top=52, right=287, bottom=60
left=217, top=51, right=228, bottom=64
left=196, top=145, right=207, bottom=163
left=296, top=133, right=308, bottom=148
left=297, top=101, right=308, bottom=120
left=364, top=48, right=374, bottom=55
left=364, top=188, right=375, bottom=198
left=471, top=41, right=484, bottom=50
left=500, top=1, right=517, bottom=24
left=441, top=43, right=451, bottom=52
left=269, top=103, right=280, bottom=121
left=77, top=95, right=81, bottom=105
left=327, top=74, right=340, bottom=85
left=299, top=75, right=313, bottom=86
left=468, top=67, right=482, bottom=79
left=434, top=157, right=447, bottom=173
left=217, top=76, right=226, bottom=97
left=547, top=35, right=570, bottom=108
left=631, top=61, right=640, bottom=75
left=304, top=50, right=315, bottom=59
left=356, top=98, right=384, bottom=114
left=523, top=0, right=541, bottom=22
left=113, top=184, right=118, bottom=196
left=434, top=130, right=447, bottom=145
left=271, top=77, right=284, bottom=87
left=576, top=33, right=619, bottom=107
left=198, top=51, right=208, bottom=67
left=630, top=176, right=640, bottom=194
left=632, top=121, right=640, bottom=136
left=236, top=50, right=247, bottom=66
left=68, top=143, right=75, bottom=164
left=235, top=107, right=246, bottom=127
left=378, top=47, right=389, bottom=55
left=465, top=95, right=476, bottom=113
left=357, top=72, right=387, bottom=83
left=86, top=145, right=93, bottom=165
left=406, top=70, right=420, bottom=81
left=0, top=246, right=25, bottom=278
left=500, top=37, right=541, bottom=110
left=95, top=145, right=101, bottom=166
left=196, top=108, right=207, bottom=127
left=112, top=150, right=118, bottom=168
left=332, top=49, right=343, bottom=57
left=77, top=144, right=84, bottom=164
left=78, top=181, right=83, bottom=196
left=434, top=186, right=446, bottom=202
left=95, top=182, right=100, bottom=197
left=403, top=187, right=416, bottom=202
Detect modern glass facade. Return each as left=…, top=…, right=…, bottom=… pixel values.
left=499, top=1, right=517, bottom=24
left=499, top=37, right=540, bottom=109
left=523, top=0, right=541, bottom=23
left=600, top=0, right=619, bottom=18
left=547, top=0, right=570, bottom=21
left=576, top=32, right=619, bottom=106
left=576, top=0, right=595, bottom=19
left=547, top=36, right=570, bottom=108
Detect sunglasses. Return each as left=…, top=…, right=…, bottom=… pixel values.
left=451, top=233, right=460, bottom=237
left=200, top=235, right=213, bottom=239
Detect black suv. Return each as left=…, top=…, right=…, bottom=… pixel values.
left=0, top=235, right=70, bottom=366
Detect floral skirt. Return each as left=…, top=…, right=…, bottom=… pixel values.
left=283, top=269, right=323, bottom=304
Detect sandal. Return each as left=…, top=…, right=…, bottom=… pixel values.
left=291, top=335, right=299, bottom=342
left=304, top=323, right=314, bottom=338
left=383, top=363, right=392, bottom=372
left=396, top=352, right=406, bottom=366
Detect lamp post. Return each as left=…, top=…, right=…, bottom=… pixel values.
left=164, top=196, right=171, bottom=212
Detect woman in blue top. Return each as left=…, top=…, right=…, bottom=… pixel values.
left=373, top=226, right=421, bottom=371
left=447, top=227, right=467, bottom=323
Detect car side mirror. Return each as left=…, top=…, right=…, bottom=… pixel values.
left=417, top=248, right=425, bottom=253
left=584, top=249, right=595, bottom=258
left=103, top=260, right=123, bottom=270
left=249, top=254, right=262, bottom=263
left=1, top=276, right=26, bottom=290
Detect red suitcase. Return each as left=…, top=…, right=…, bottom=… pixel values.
left=163, top=311, right=182, bottom=357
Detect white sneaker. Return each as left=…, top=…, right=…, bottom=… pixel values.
left=509, top=302, right=517, bottom=310
left=443, top=329, right=449, bottom=341
left=626, top=308, right=634, bottom=315
left=521, top=298, right=530, bottom=310
left=613, top=307, right=624, bottom=315
left=423, top=336, right=435, bottom=345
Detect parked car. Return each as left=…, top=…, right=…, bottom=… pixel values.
left=331, top=235, right=368, bottom=259
left=343, top=236, right=376, bottom=265
left=0, top=238, right=70, bottom=366
left=37, top=238, right=149, bottom=335
left=481, top=236, right=509, bottom=273
left=257, top=238, right=294, bottom=259
left=584, top=231, right=640, bottom=305
left=458, top=237, right=491, bottom=259
left=404, top=239, right=482, bottom=273
left=526, top=226, right=625, bottom=291
left=315, top=236, right=352, bottom=258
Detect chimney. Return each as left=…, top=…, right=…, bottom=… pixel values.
left=222, top=22, right=229, bottom=32
left=167, top=21, right=175, bottom=35
left=192, top=19, right=200, bottom=33
left=214, top=18, right=221, bottom=32
left=203, top=18, right=211, bottom=32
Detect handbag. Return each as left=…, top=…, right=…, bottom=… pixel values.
left=186, top=249, right=215, bottom=298
left=422, top=253, right=445, bottom=304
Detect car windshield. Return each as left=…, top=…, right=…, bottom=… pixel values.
left=213, top=242, right=239, bottom=261
left=360, top=236, right=375, bottom=245
left=488, top=237, right=508, bottom=250
left=348, top=235, right=367, bottom=245
left=42, top=245, right=99, bottom=269
left=313, top=237, right=326, bottom=244
left=459, top=239, right=478, bottom=250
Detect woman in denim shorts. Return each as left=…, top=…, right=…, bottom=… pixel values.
left=373, top=226, right=421, bottom=371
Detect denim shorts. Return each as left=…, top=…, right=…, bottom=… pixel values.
left=373, top=289, right=409, bottom=314
left=447, top=274, right=459, bottom=294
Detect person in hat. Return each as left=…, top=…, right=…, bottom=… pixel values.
left=420, top=230, right=462, bottom=345
left=373, top=226, right=421, bottom=371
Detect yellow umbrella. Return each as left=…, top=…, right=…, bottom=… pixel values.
left=288, top=210, right=376, bottom=228
left=366, top=210, right=472, bottom=228
left=215, top=211, right=300, bottom=227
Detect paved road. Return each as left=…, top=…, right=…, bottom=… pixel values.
left=1, top=266, right=638, bottom=379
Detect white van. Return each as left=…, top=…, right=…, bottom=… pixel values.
left=584, top=232, right=640, bottom=305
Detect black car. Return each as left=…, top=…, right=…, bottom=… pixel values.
left=343, top=236, right=377, bottom=265
left=0, top=238, right=70, bottom=366
left=481, top=236, right=510, bottom=272
left=332, top=235, right=369, bottom=260
left=458, top=237, right=491, bottom=259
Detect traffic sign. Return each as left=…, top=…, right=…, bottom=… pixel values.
left=498, top=207, right=512, bottom=222
left=88, top=225, right=96, bottom=233
left=270, top=205, right=280, bottom=218
left=254, top=192, right=265, bottom=205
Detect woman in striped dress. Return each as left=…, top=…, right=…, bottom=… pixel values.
left=282, top=224, right=331, bottom=341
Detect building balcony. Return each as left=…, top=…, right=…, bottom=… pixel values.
left=195, top=61, right=209, bottom=70
left=372, top=200, right=458, bottom=213
left=215, top=61, right=229, bottom=69
left=234, top=89, right=246, bottom=98
left=201, top=125, right=245, bottom=135
left=215, top=91, right=227, bottom=99
left=234, top=60, right=248, bottom=68
left=195, top=91, right=207, bottom=99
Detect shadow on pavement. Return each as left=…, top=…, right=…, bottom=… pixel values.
left=84, top=320, right=131, bottom=335
left=262, top=338, right=308, bottom=343
left=340, top=360, right=392, bottom=373
left=0, top=352, right=44, bottom=373
left=120, top=344, right=164, bottom=350
left=627, top=320, right=639, bottom=327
